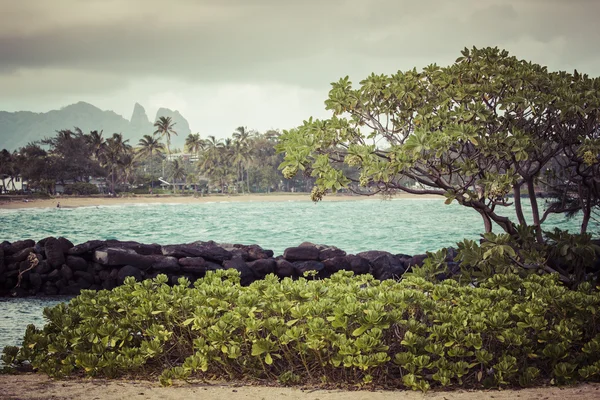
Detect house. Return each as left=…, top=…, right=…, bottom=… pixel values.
left=0, top=175, right=28, bottom=193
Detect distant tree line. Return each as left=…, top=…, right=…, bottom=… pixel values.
left=0, top=117, right=316, bottom=195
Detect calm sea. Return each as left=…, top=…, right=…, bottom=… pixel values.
left=0, top=198, right=594, bottom=352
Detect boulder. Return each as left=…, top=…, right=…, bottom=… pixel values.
left=117, top=265, right=143, bottom=284
left=318, top=246, right=347, bottom=261
left=34, top=260, right=52, bottom=275
left=223, top=258, right=257, bottom=286
left=45, top=238, right=66, bottom=268
left=293, top=260, right=325, bottom=276
left=5, top=240, right=35, bottom=255
left=93, top=247, right=163, bottom=270
left=322, top=256, right=351, bottom=273
left=205, top=261, right=224, bottom=271
left=247, top=259, right=276, bottom=277
left=179, top=257, right=207, bottom=275
left=43, top=282, right=58, bottom=295
left=66, top=256, right=89, bottom=271
left=5, top=247, right=35, bottom=264
left=60, top=264, right=73, bottom=281
left=233, top=244, right=274, bottom=261
left=347, top=255, right=371, bottom=275
left=47, top=269, right=61, bottom=281
left=67, top=240, right=106, bottom=256
left=103, top=240, right=162, bottom=255
left=163, top=242, right=232, bottom=262
left=151, top=256, right=180, bottom=272
left=57, top=237, right=74, bottom=252
left=28, top=272, right=43, bottom=290
left=275, top=258, right=295, bottom=278
left=407, top=254, right=428, bottom=267
left=357, top=251, right=405, bottom=280
left=283, top=245, right=319, bottom=261
left=74, top=270, right=95, bottom=285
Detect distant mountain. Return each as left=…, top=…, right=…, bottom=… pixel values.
left=0, top=102, right=191, bottom=151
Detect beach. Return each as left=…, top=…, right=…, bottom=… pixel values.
left=0, top=192, right=441, bottom=210
left=1, top=374, right=598, bottom=400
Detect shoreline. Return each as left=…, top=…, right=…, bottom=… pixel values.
left=0, top=374, right=598, bottom=400
left=0, top=192, right=442, bottom=210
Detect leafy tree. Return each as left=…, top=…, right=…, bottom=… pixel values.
left=184, top=133, right=202, bottom=156
left=277, top=47, right=600, bottom=239
left=137, top=134, right=165, bottom=188
left=169, top=158, right=186, bottom=193
left=101, top=133, right=132, bottom=193
left=153, top=116, right=178, bottom=160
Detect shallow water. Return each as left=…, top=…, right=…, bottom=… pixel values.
left=0, top=198, right=594, bottom=353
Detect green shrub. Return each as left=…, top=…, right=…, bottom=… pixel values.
left=3, top=271, right=600, bottom=390
left=63, top=182, right=99, bottom=195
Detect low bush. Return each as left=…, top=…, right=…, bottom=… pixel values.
left=63, top=182, right=99, bottom=195
left=3, top=270, right=600, bottom=390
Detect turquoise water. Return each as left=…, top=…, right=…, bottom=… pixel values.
left=0, top=198, right=595, bottom=353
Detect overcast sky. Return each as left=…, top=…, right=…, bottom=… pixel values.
left=1, top=0, right=599, bottom=138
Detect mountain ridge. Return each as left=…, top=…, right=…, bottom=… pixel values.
left=0, top=102, right=191, bottom=151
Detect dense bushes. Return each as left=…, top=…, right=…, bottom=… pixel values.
left=63, top=182, right=99, bottom=195
left=3, top=270, right=600, bottom=390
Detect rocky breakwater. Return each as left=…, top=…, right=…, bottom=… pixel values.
left=0, top=238, right=452, bottom=297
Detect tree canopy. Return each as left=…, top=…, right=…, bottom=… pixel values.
left=277, top=47, right=600, bottom=238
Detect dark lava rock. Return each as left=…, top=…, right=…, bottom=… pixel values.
left=407, top=254, right=428, bottom=267
left=60, top=264, right=73, bottom=281
left=93, top=247, right=168, bottom=271
left=66, top=256, right=89, bottom=271
left=247, top=259, right=276, bottom=277
left=47, top=269, right=61, bottom=281
left=34, top=260, right=52, bottom=275
left=151, top=256, right=180, bottom=272
left=43, top=282, right=58, bottom=295
left=233, top=244, right=274, bottom=261
left=323, top=256, right=351, bottom=273
left=57, top=237, right=74, bottom=252
left=67, top=240, right=106, bottom=256
left=357, top=251, right=405, bottom=280
left=6, top=240, right=35, bottom=255
left=178, top=257, right=206, bottom=267
left=347, top=255, right=371, bottom=275
left=283, top=246, right=319, bottom=261
left=104, top=240, right=162, bottom=255
left=6, top=247, right=35, bottom=264
left=45, top=238, right=66, bottom=268
left=163, top=242, right=232, bottom=263
left=117, top=265, right=143, bottom=284
left=205, top=261, right=224, bottom=271
left=29, top=272, right=42, bottom=289
left=293, top=260, right=325, bottom=276
left=318, top=246, right=347, bottom=261
left=223, top=258, right=257, bottom=286
left=275, top=259, right=295, bottom=278
left=74, top=270, right=95, bottom=284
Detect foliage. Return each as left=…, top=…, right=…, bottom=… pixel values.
left=63, top=182, right=100, bottom=195
left=4, top=270, right=600, bottom=390
left=276, top=46, right=600, bottom=238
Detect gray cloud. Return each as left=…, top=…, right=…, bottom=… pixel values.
left=1, top=0, right=599, bottom=134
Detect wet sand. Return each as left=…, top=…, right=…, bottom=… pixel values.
left=0, top=193, right=441, bottom=210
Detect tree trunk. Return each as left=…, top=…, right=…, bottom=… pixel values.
left=527, top=179, right=544, bottom=243
left=513, top=183, right=526, bottom=226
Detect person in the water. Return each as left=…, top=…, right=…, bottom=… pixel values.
left=56, top=202, right=60, bottom=208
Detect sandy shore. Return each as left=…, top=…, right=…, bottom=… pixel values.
left=0, top=374, right=598, bottom=400
left=0, top=193, right=441, bottom=210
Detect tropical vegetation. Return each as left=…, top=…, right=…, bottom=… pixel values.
left=3, top=269, right=600, bottom=391
left=277, top=46, right=600, bottom=238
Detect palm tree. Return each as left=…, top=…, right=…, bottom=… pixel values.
left=185, top=133, right=202, bottom=156
left=232, top=126, right=254, bottom=193
left=153, top=116, right=177, bottom=160
left=85, top=130, right=105, bottom=160
left=137, top=135, right=164, bottom=188
left=170, top=158, right=186, bottom=193
left=101, top=133, right=132, bottom=193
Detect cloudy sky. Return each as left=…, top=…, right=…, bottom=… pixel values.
left=1, top=0, right=599, bottom=138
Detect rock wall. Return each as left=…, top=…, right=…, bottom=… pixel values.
left=0, top=238, right=453, bottom=297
